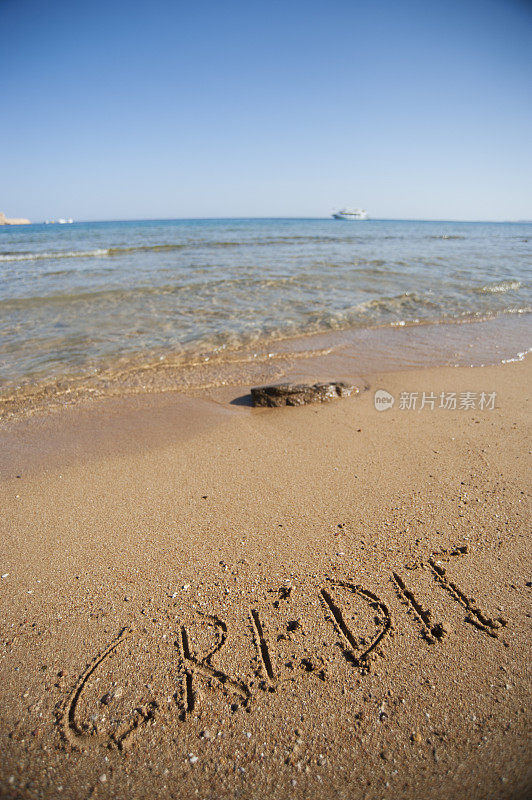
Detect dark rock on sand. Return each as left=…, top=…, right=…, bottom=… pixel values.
left=251, top=381, right=357, bottom=407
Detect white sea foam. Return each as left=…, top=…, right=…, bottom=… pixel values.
left=501, top=347, right=532, bottom=364
left=0, top=249, right=110, bottom=262
left=476, top=280, right=522, bottom=294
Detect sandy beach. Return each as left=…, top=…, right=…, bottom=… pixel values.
left=0, top=356, right=530, bottom=799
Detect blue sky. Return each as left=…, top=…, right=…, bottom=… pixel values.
left=1, top=0, right=531, bottom=221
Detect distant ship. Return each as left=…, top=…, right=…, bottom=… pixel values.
left=332, top=208, right=368, bottom=220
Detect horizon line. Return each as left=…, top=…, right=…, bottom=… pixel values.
left=10, top=216, right=532, bottom=226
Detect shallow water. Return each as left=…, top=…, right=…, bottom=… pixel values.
left=1, top=218, right=531, bottom=396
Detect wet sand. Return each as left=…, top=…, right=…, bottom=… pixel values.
left=1, top=314, right=530, bottom=422
left=0, top=357, right=531, bottom=799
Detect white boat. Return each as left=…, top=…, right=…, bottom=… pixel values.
left=332, top=208, right=368, bottom=220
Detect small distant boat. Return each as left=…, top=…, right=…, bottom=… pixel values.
left=332, top=208, right=368, bottom=220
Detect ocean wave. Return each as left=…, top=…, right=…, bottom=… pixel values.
left=0, top=234, right=369, bottom=264
left=107, top=243, right=188, bottom=255
left=428, top=234, right=466, bottom=240
left=0, top=245, right=193, bottom=262
left=0, top=274, right=301, bottom=310
left=355, top=291, right=440, bottom=314
left=0, top=248, right=110, bottom=262
left=474, top=280, right=522, bottom=294
left=501, top=346, right=532, bottom=363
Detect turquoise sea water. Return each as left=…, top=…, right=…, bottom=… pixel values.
left=0, top=218, right=531, bottom=395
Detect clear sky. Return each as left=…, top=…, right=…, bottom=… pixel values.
left=1, top=0, right=531, bottom=221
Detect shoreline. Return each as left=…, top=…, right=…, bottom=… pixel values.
left=0, top=356, right=530, bottom=799
left=1, top=313, right=530, bottom=424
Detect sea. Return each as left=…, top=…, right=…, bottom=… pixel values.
left=1, top=218, right=531, bottom=413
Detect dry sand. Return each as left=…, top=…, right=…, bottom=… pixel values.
left=0, top=358, right=530, bottom=799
